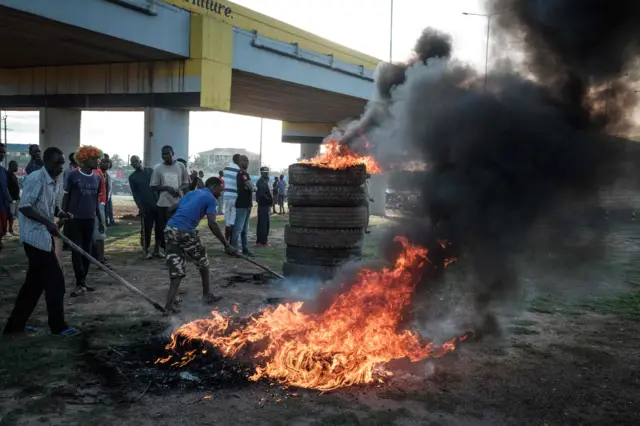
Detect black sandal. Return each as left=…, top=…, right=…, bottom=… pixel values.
left=203, top=294, right=222, bottom=305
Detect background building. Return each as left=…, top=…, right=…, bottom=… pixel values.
left=194, top=147, right=261, bottom=175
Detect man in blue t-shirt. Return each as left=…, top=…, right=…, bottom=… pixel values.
left=163, top=177, right=235, bottom=314
left=62, top=152, right=104, bottom=296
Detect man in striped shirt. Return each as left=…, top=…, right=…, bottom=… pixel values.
left=4, top=147, right=79, bottom=337
left=222, top=153, right=241, bottom=243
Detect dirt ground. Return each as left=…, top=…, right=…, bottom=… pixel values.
left=1, top=205, right=639, bottom=425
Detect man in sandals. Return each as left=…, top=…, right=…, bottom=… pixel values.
left=62, top=146, right=105, bottom=296
left=163, top=177, right=236, bottom=314
left=3, top=147, right=80, bottom=337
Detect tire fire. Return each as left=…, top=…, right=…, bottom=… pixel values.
left=300, top=139, right=382, bottom=173
left=156, top=237, right=463, bottom=391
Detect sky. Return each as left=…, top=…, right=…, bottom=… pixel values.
left=0, top=0, right=488, bottom=170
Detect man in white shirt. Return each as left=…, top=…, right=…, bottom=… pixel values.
left=222, top=154, right=241, bottom=243
left=150, top=145, right=190, bottom=252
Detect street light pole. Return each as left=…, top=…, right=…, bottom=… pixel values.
left=389, top=0, right=394, bottom=61
left=463, top=11, right=502, bottom=90
left=258, top=118, right=264, bottom=167
left=484, top=15, right=491, bottom=89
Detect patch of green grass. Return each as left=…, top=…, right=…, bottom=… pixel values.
left=527, top=297, right=557, bottom=314
left=509, top=326, right=540, bottom=336
left=527, top=296, right=583, bottom=316
left=1, top=394, right=66, bottom=425
left=580, top=292, right=640, bottom=319
left=511, top=319, right=537, bottom=327
left=0, top=336, right=83, bottom=388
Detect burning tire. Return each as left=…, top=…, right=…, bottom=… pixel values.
left=282, top=261, right=339, bottom=280
left=284, top=225, right=364, bottom=249
left=288, top=163, right=367, bottom=186
left=286, top=246, right=362, bottom=266
left=287, top=185, right=366, bottom=207
left=289, top=206, right=368, bottom=229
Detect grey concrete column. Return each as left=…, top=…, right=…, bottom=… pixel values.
left=300, top=143, right=320, bottom=160
left=39, top=108, right=82, bottom=160
left=369, top=173, right=387, bottom=216
left=143, top=107, right=189, bottom=167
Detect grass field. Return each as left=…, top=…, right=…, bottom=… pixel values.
left=1, top=207, right=639, bottom=425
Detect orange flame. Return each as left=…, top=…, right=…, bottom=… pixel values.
left=157, top=237, right=462, bottom=391
left=300, top=139, right=382, bottom=173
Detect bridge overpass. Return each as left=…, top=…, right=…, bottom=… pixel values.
left=0, top=0, right=380, bottom=165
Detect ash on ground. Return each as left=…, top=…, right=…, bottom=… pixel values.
left=93, top=337, right=254, bottom=392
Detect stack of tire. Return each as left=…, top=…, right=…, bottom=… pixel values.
left=283, top=163, right=369, bottom=281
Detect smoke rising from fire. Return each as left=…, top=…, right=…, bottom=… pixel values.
left=341, top=1, right=640, bottom=337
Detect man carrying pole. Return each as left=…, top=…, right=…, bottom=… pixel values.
left=3, top=147, right=80, bottom=337
left=163, top=177, right=236, bottom=314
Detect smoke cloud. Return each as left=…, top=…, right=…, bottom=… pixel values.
left=338, top=1, right=640, bottom=338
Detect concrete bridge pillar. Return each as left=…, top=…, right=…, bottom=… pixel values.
left=143, top=107, right=189, bottom=167
left=300, top=143, right=321, bottom=160
left=39, top=108, right=82, bottom=160
left=368, top=174, right=387, bottom=217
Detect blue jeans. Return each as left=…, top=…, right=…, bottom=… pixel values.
left=231, top=207, right=251, bottom=253
left=106, top=198, right=115, bottom=224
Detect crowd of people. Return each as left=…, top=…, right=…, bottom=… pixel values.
left=0, top=143, right=289, bottom=335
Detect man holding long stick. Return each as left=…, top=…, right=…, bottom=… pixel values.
left=163, top=177, right=236, bottom=314
left=3, top=147, right=79, bottom=337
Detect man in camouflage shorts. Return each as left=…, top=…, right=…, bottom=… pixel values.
left=163, top=177, right=235, bottom=314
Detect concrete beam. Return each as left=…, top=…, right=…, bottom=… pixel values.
left=0, top=61, right=200, bottom=97
left=282, top=122, right=334, bottom=144
left=0, top=0, right=190, bottom=57
left=233, top=29, right=375, bottom=100
left=161, top=0, right=380, bottom=70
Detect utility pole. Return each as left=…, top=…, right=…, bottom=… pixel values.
left=1, top=112, right=7, bottom=168
left=258, top=118, right=264, bottom=167
left=463, top=11, right=508, bottom=90
left=389, top=0, right=394, bottom=62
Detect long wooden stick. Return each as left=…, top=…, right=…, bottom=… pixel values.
left=235, top=252, right=284, bottom=279
left=57, top=233, right=166, bottom=313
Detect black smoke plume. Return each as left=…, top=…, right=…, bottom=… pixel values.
left=339, top=1, right=640, bottom=338
left=340, top=28, right=453, bottom=147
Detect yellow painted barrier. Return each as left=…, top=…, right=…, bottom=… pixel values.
left=162, top=0, right=380, bottom=70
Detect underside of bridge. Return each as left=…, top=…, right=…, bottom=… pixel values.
left=230, top=71, right=366, bottom=123
left=0, top=5, right=183, bottom=68
left=0, top=71, right=366, bottom=124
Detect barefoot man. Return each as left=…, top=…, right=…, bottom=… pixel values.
left=163, top=177, right=236, bottom=314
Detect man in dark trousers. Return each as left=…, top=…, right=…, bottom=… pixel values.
left=0, top=144, right=9, bottom=250
left=25, top=144, right=43, bottom=175
left=163, top=177, right=235, bottom=314
left=272, top=176, right=279, bottom=215
left=129, top=155, right=162, bottom=259
left=230, top=155, right=255, bottom=257
left=62, top=146, right=105, bottom=296
left=4, top=147, right=80, bottom=337
left=150, top=145, right=190, bottom=252
left=256, top=167, right=273, bottom=246
left=6, top=160, right=20, bottom=236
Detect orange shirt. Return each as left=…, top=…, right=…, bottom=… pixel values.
left=73, top=167, right=106, bottom=204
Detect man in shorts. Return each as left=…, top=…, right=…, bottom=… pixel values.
left=163, top=177, right=236, bottom=314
